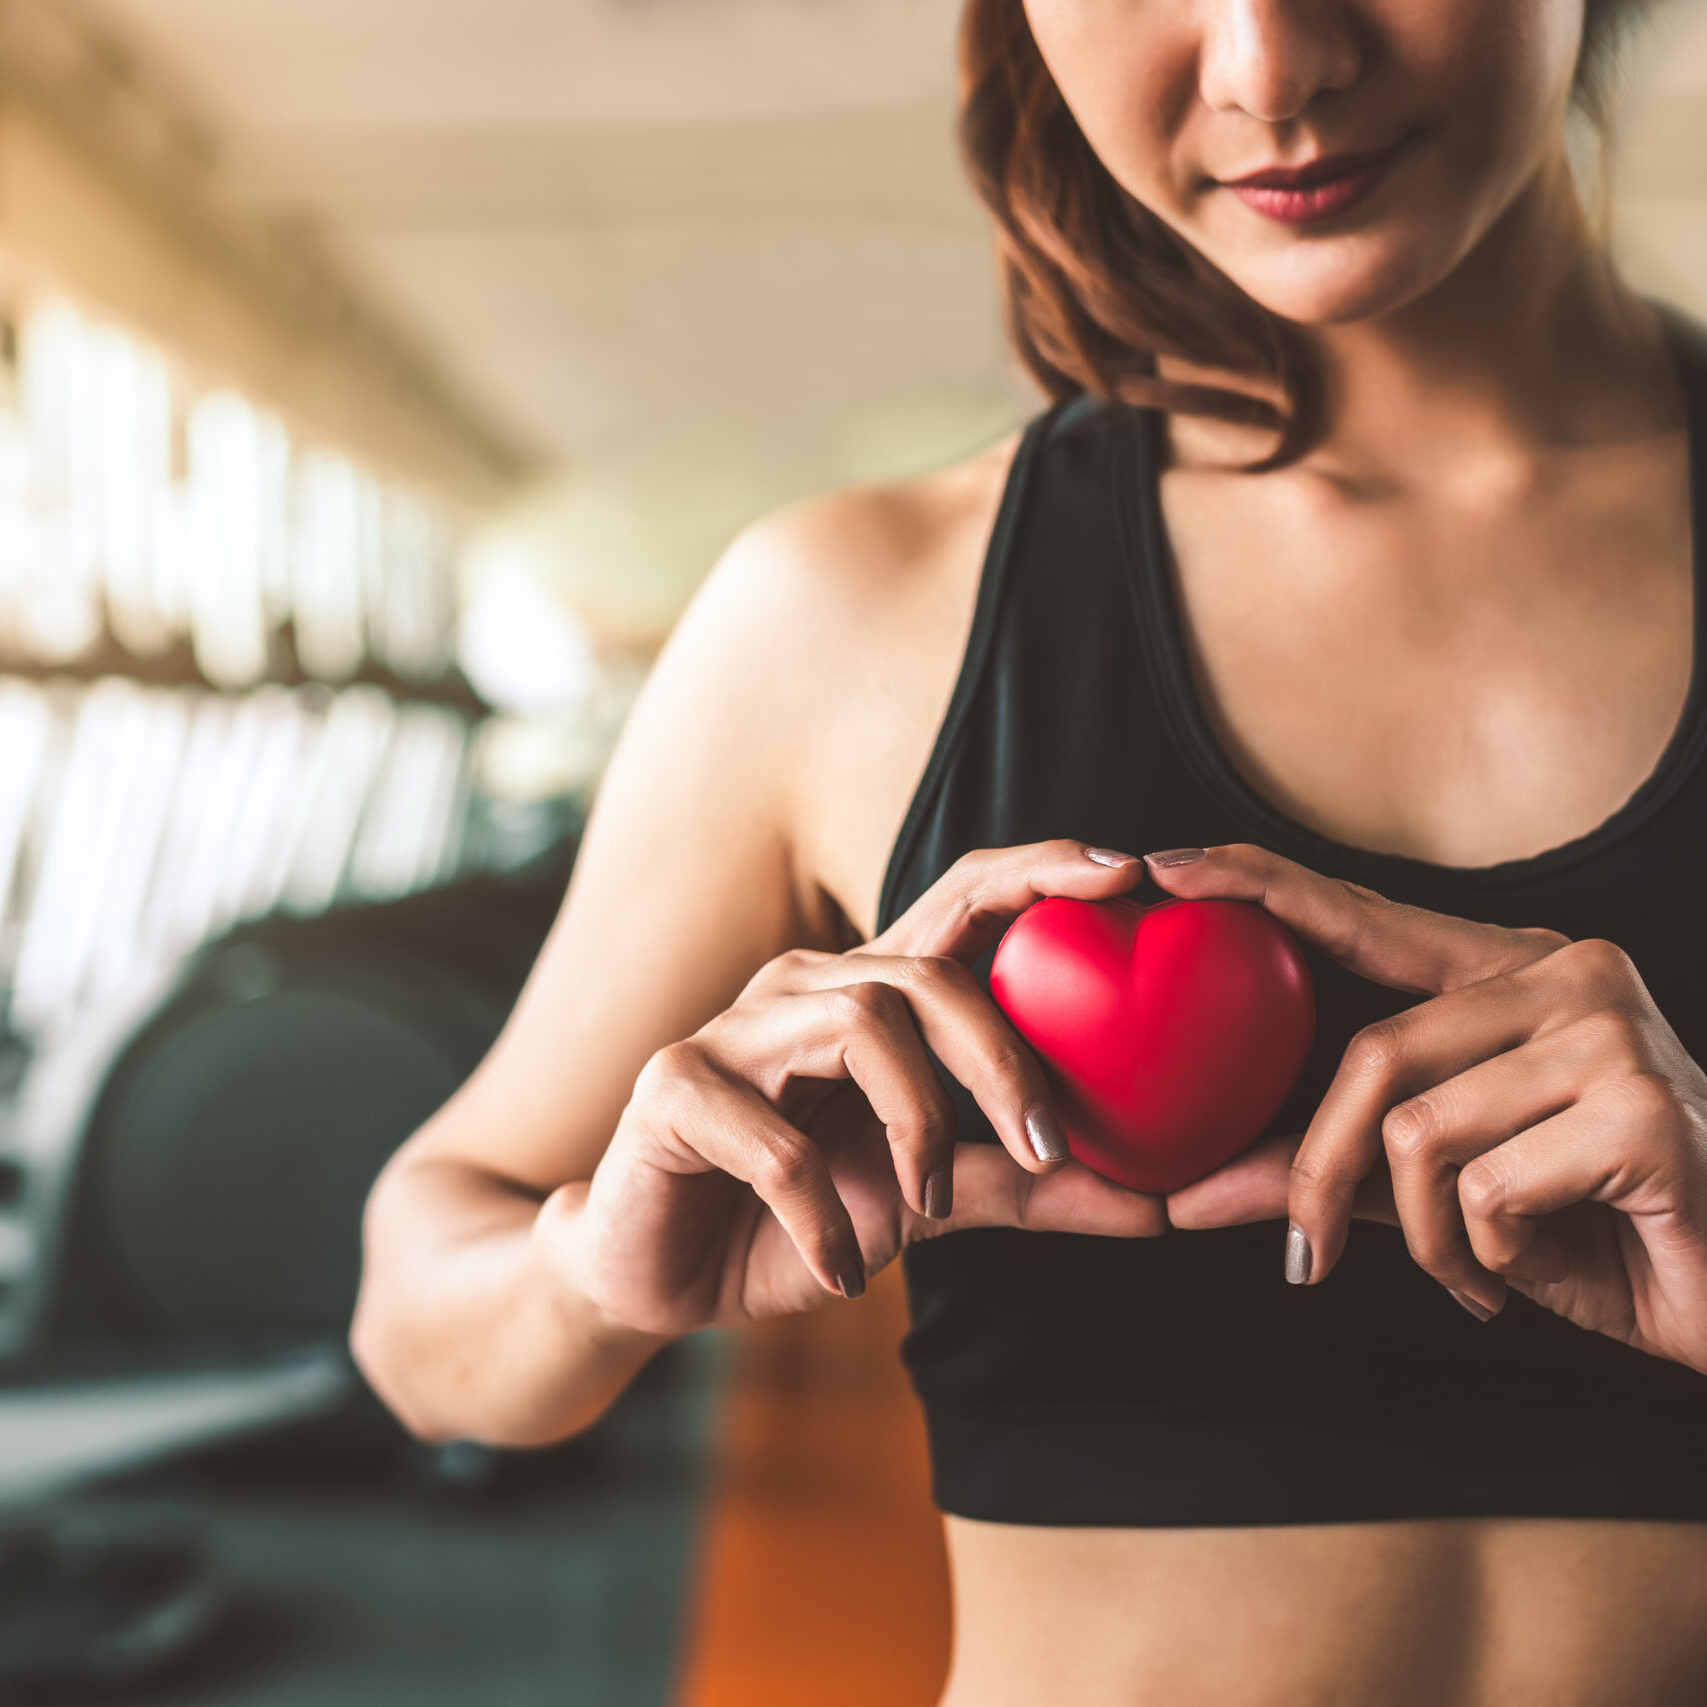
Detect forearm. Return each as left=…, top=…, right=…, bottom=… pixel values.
left=350, top=1156, right=669, bottom=1448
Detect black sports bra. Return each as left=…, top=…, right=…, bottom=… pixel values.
left=875, top=306, right=1707, bottom=1528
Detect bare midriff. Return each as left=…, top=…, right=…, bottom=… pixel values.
left=939, top=1517, right=1707, bottom=1707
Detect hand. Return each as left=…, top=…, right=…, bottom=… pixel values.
left=1155, top=844, right=1707, bottom=1376
left=558, top=841, right=1166, bottom=1338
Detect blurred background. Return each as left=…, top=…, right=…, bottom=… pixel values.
left=0, top=1, right=1700, bottom=1702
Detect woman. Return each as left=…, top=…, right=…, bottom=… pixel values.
left=352, top=1, right=1707, bottom=1701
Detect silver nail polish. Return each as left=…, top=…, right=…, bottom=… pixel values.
left=1085, top=847, right=1137, bottom=867
left=1448, top=1288, right=1495, bottom=1323
left=1025, top=1106, right=1072, bottom=1165
left=923, top=1166, right=954, bottom=1221
left=1284, top=1223, right=1312, bottom=1286
left=1144, top=847, right=1207, bottom=868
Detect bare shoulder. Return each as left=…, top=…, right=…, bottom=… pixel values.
left=781, top=432, right=1021, bottom=571
left=400, top=431, right=1022, bottom=1189
left=710, top=431, right=1023, bottom=941
left=707, top=431, right=1020, bottom=645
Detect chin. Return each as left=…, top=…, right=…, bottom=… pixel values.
left=1212, top=229, right=1475, bottom=329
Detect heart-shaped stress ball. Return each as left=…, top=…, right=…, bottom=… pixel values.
left=989, top=897, right=1315, bottom=1194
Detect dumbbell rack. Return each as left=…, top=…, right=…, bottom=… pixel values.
left=0, top=292, right=558, bottom=1369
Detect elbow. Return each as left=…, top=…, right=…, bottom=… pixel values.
left=347, top=1162, right=600, bottom=1451
left=348, top=1289, right=438, bottom=1445
left=350, top=1289, right=591, bottom=1451
left=348, top=1165, right=456, bottom=1445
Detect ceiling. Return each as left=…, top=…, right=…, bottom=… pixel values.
left=78, top=0, right=1707, bottom=647
left=88, top=0, right=966, bottom=128
left=82, top=0, right=1028, bottom=646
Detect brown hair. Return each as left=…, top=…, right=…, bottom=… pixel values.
left=959, top=0, right=1657, bottom=466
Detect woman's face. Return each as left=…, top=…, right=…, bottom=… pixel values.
left=1021, top=0, right=1588, bottom=326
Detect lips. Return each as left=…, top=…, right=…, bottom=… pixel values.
left=1218, top=137, right=1409, bottom=225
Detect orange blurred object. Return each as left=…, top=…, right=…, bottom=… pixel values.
left=676, top=1266, right=953, bottom=1707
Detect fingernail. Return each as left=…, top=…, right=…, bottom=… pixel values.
left=923, top=1165, right=954, bottom=1221
left=1145, top=848, right=1206, bottom=868
left=1024, top=1105, right=1072, bottom=1165
left=1448, top=1288, right=1495, bottom=1323
left=838, top=1264, right=866, bottom=1302
left=1284, top=1222, right=1312, bottom=1285
left=1085, top=847, right=1138, bottom=867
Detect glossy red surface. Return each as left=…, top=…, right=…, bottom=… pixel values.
left=990, top=896, right=1315, bottom=1194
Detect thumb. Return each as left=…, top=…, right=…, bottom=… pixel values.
left=918, top=1143, right=1167, bottom=1240
left=1168, top=1134, right=1399, bottom=1231
left=1167, top=1134, right=1296, bottom=1230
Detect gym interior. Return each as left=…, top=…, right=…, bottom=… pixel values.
left=0, top=2, right=1704, bottom=1702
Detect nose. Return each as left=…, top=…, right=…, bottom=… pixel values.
left=1198, top=0, right=1363, bottom=125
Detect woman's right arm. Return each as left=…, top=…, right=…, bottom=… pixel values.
left=350, top=506, right=857, bottom=1445
left=350, top=494, right=1165, bottom=1449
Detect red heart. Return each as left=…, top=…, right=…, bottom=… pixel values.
left=989, top=896, right=1315, bottom=1194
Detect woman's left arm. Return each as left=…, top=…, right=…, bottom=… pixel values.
left=1155, top=844, right=1707, bottom=1376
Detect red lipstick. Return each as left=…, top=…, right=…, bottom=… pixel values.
left=1220, top=140, right=1407, bottom=226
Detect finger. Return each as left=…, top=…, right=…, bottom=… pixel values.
left=1167, top=1134, right=1296, bottom=1229
left=635, top=1043, right=866, bottom=1299
left=1458, top=1075, right=1692, bottom=1277
left=709, top=983, right=959, bottom=1219
left=788, top=949, right=1072, bottom=1177
left=1141, top=843, right=1567, bottom=997
left=1379, top=1023, right=1623, bottom=1308
left=916, top=1143, right=1168, bottom=1241
left=1284, top=964, right=1564, bottom=1285
left=1166, top=1133, right=1398, bottom=1231
left=1462, top=1210, right=1574, bottom=1290
left=873, top=839, right=1143, bottom=964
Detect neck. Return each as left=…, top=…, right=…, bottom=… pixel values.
left=1309, top=152, right=1670, bottom=472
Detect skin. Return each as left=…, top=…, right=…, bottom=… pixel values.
left=353, top=1, right=1707, bottom=1700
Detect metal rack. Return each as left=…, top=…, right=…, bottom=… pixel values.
left=0, top=288, right=557, bottom=1372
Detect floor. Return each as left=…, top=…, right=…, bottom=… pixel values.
left=7, top=1270, right=953, bottom=1706
left=10, top=1339, right=719, bottom=1707
left=679, top=1267, right=952, bottom=1707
